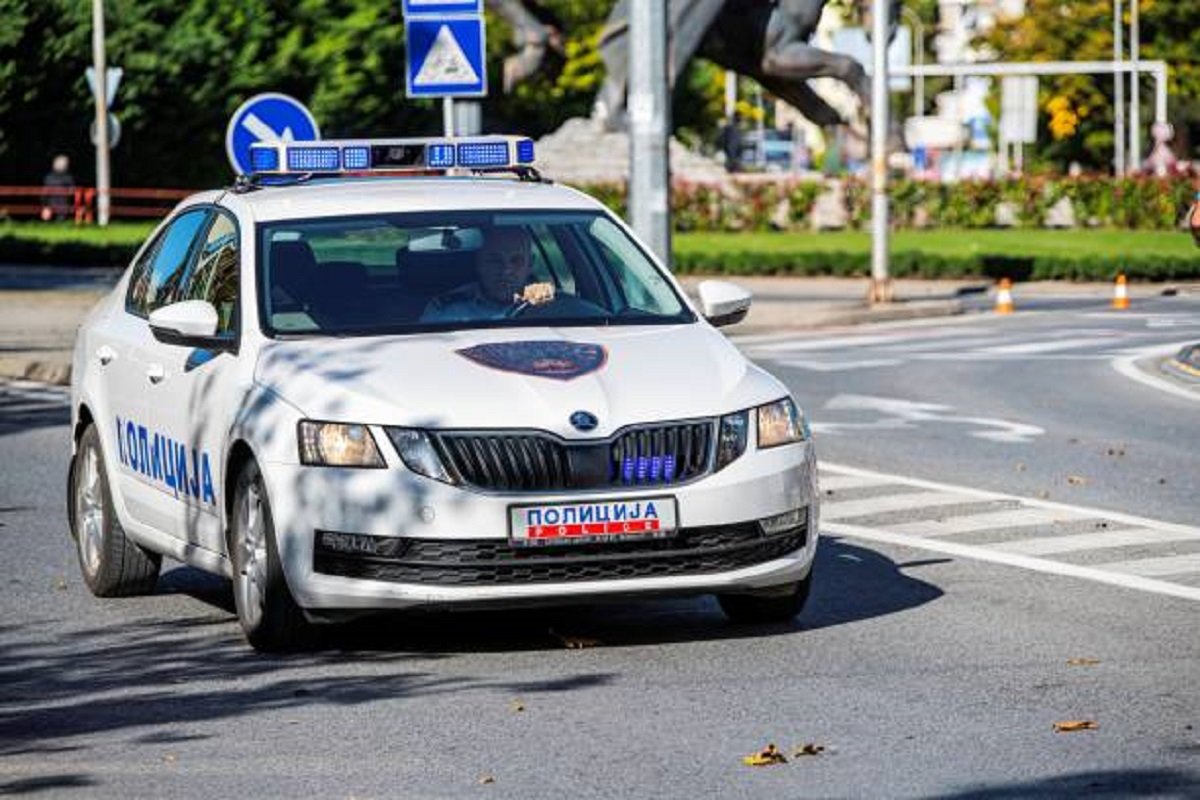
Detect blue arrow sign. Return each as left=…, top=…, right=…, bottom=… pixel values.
left=403, top=0, right=481, bottom=14
left=405, top=16, right=487, bottom=98
left=225, top=93, right=320, bottom=175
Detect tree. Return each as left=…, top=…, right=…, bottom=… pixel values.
left=981, top=0, right=1200, bottom=170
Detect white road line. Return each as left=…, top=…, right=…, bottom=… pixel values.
left=820, top=461, right=1200, bottom=602
left=746, top=333, right=909, bottom=353
left=993, top=527, right=1196, bottom=556
left=975, top=336, right=1110, bottom=355
left=1094, top=553, right=1200, bottom=578
left=818, top=473, right=895, bottom=492
left=886, top=507, right=1080, bottom=537
left=821, top=491, right=983, bottom=521
left=774, top=358, right=903, bottom=372
left=824, top=521, right=1200, bottom=603
left=1111, top=341, right=1200, bottom=405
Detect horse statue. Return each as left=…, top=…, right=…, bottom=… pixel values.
left=486, top=0, right=901, bottom=130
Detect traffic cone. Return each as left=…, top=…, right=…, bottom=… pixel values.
left=995, top=278, right=1015, bottom=314
left=1112, top=274, right=1130, bottom=310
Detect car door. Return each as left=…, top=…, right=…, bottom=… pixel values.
left=115, top=207, right=212, bottom=537
left=142, top=208, right=243, bottom=554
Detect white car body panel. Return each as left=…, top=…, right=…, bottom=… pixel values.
left=70, top=175, right=820, bottom=616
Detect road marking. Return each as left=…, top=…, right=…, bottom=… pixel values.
left=887, top=507, right=1082, bottom=537
left=819, top=473, right=893, bottom=492
left=822, top=491, right=983, bottom=521
left=1111, top=341, right=1200, bottom=405
left=994, top=527, right=1198, bottom=556
left=822, top=394, right=1045, bottom=444
left=775, top=358, right=903, bottom=372
left=1094, top=553, right=1200, bottom=578
left=819, top=461, right=1200, bottom=602
left=975, top=336, right=1111, bottom=355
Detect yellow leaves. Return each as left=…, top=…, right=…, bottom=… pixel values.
left=1046, top=95, right=1080, bottom=140
left=1054, top=720, right=1099, bottom=733
left=742, top=744, right=787, bottom=767
left=1067, top=657, right=1100, bottom=667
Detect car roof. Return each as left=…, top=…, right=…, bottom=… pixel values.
left=204, top=177, right=604, bottom=223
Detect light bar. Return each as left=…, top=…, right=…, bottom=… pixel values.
left=246, top=136, right=536, bottom=176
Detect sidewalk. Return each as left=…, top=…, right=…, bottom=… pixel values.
left=0, top=271, right=1192, bottom=386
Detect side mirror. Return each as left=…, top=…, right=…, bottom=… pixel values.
left=696, top=280, right=752, bottom=328
left=148, top=300, right=224, bottom=348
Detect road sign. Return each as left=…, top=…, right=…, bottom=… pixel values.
left=402, top=0, right=481, bottom=13
left=85, top=66, right=123, bottom=110
left=225, top=93, right=320, bottom=175
left=405, top=16, right=487, bottom=98
left=89, top=113, right=121, bottom=148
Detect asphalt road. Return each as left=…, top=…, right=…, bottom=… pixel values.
left=1, top=300, right=1198, bottom=799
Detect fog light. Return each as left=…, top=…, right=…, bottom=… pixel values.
left=759, top=507, right=807, bottom=535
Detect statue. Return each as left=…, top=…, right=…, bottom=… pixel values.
left=488, top=0, right=900, bottom=131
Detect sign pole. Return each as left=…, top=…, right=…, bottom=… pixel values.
left=91, top=0, right=110, bottom=226
left=868, top=0, right=891, bottom=303
left=443, top=97, right=455, bottom=137
left=1113, top=0, right=1125, bottom=176
left=628, top=0, right=671, bottom=266
left=1129, top=0, right=1141, bottom=171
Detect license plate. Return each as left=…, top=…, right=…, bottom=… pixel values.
left=508, top=497, right=678, bottom=547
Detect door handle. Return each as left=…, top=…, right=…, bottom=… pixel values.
left=96, top=345, right=117, bottom=366
left=145, top=364, right=166, bottom=384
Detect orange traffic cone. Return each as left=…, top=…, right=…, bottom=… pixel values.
left=995, top=278, right=1015, bottom=314
left=1112, top=274, right=1130, bottom=310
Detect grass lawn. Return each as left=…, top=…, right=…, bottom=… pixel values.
left=673, top=229, right=1197, bottom=259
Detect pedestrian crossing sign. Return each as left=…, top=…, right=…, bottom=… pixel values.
left=405, top=16, right=487, bottom=98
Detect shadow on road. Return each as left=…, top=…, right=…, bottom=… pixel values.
left=0, top=384, right=69, bottom=437
left=927, top=768, right=1200, bottom=798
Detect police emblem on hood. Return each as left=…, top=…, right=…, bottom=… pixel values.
left=456, top=341, right=608, bottom=381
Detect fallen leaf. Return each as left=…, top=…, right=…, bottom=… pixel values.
left=793, top=743, right=827, bottom=757
left=742, top=744, right=787, bottom=767
left=1067, top=658, right=1100, bottom=667
left=1066, top=475, right=1087, bottom=486
left=162, top=753, right=178, bottom=764
left=1015, top=462, right=1027, bottom=472
left=1054, top=720, right=1098, bottom=733
left=510, top=700, right=525, bottom=713
left=1158, top=477, right=1168, bottom=485
left=1036, top=490, right=1051, bottom=499
left=549, top=628, right=601, bottom=649
left=53, top=578, right=67, bottom=591
left=478, top=775, right=496, bottom=785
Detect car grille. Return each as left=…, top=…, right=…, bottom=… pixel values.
left=424, top=420, right=714, bottom=492
left=313, top=521, right=806, bottom=586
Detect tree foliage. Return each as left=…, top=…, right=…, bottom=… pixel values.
left=982, top=0, right=1200, bottom=169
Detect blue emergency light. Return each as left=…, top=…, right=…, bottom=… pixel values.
left=246, top=136, right=536, bottom=176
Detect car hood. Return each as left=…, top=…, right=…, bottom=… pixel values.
left=255, top=324, right=785, bottom=437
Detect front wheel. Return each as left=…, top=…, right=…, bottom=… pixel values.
left=717, top=575, right=812, bottom=624
left=70, top=424, right=161, bottom=597
left=229, top=460, right=308, bottom=651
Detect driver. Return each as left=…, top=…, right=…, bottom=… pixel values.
left=421, top=227, right=555, bottom=322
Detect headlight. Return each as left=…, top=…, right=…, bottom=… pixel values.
left=714, top=410, right=749, bottom=471
left=386, top=428, right=456, bottom=484
left=756, top=397, right=809, bottom=449
left=298, top=421, right=384, bottom=468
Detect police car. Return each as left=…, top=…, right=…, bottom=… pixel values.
left=68, top=136, right=819, bottom=650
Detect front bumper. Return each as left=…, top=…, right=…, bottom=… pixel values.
left=259, top=437, right=819, bottom=611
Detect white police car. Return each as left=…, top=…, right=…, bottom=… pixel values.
left=68, top=136, right=819, bottom=650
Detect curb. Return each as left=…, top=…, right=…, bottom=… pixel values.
left=1161, top=343, right=1200, bottom=383
left=0, top=359, right=71, bottom=386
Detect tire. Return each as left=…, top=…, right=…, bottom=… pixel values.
left=717, top=575, right=812, bottom=625
left=69, top=424, right=161, bottom=597
left=229, top=460, right=308, bottom=651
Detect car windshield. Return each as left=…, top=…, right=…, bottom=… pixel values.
left=257, top=209, right=694, bottom=336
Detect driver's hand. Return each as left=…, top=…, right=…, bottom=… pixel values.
left=516, top=281, right=555, bottom=306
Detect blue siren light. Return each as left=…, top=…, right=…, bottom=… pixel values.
left=247, top=136, right=535, bottom=176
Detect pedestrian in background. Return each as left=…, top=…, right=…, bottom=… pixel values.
left=40, top=155, right=75, bottom=221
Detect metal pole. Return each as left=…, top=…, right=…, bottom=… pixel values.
left=91, top=0, right=110, bottom=226
left=442, top=97, right=455, bottom=137
left=724, top=70, right=737, bottom=121
left=869, top=0, right=891, bottom=304
left=901, top=7, right=924, bottom=117
left=1129, top=0, right=1140, bottom=171
left=628, top=0, right=671, bottom=265
left=1114, top=0, right=1124, bottom=176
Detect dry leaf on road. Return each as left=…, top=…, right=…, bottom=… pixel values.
left=1066, top=658, right=1100, bottom=667
left=742, top=744, right=788, bottom=766
left=793, top=743, right=827, bottom=757
left=1066, top=475, right=1087, bottom=486
left=478, top=775, right=496, bottom=785
left=510, top=700, right=525, bottom=713
left=1053, top=720, right=1098, bottom=733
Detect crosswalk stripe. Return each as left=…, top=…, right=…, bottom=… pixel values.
left=821, top=491, right=984, bottom=521
left=886, top=507, right=1081, bottom=537
left=975, top=336, right=1109, bottom=355
left=992, top=527, right=1196, bottom=556
left=1094, top=553, right=1200, bottom=577
left=818, top=473, right=894, bottom=492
